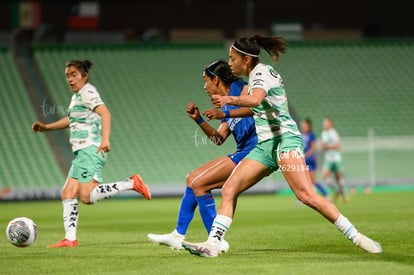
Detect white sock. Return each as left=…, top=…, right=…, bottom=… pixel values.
left=207, top=214, right=232, bottom=250
left=63, top=199, right=78, bottom=241
left=90, top=179, right=133, bottom=204
left=334, top=214, right=359, bottom=244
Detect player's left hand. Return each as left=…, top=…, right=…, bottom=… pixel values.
left=211, top=95, right=230, bottom=108
left=203, top=109, right=225, bottom=120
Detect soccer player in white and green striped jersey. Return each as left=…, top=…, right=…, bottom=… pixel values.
left=32, top=60, right=151, bottom=248
left=321, top=117, right=349, bottom=203
left=182, top=35, right=382, bottom=257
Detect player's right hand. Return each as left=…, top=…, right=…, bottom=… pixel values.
left=32, top=121, right=47, bottom=132
left=186, top=102, right=200, bottom=120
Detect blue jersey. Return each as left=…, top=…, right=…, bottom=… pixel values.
left=221, top=80, right=258, bottom=164
left=302, top=131, right=317, bottom=170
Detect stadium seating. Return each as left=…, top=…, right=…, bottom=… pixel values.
left=0, top=48, right=64, bottom=199
left=2, top=39, right=413, bottom=199
left=276, top=39, right=414, bottom=137
left=33, top=40, right=413, bottom=187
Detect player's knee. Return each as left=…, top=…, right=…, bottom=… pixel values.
left=185, top=172, right=194, bottom=187
left=221, top=182, right=238, bottom=200
left=79, top=193, right=92, bottom=205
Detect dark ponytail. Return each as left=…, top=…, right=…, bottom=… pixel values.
left=232, top=35, right=287, bottom=63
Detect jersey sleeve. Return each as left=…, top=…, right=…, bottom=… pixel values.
left=229, top=80, right=247, bottom=96
left=82, top=88, right=104, bottom=111
left=250, top=71, right=269, bottom=93
left=250, top=67, right=278, bottom=95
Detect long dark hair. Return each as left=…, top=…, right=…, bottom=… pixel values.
left=65, top=60, right=93, bottom=77
left=204, top=60, right=240, bottom=84
left=231, top=35, right=287, bottom=64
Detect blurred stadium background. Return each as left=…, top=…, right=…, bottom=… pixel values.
left=0, top=1, right=413, bottom=200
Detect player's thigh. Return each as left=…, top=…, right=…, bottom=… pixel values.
left=188, top=156, right=235, bottom=188
left=221, top=159, right=270, bottom=197
left=279, top=154, right=315, bottom=195
left=62, top=177, right=80, bottom=200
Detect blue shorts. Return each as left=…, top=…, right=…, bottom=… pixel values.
left=228, top=148, right=253, bottom=165
left=306, top=158, right=317, bottom=171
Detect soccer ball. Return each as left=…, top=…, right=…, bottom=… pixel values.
left=6, top=217, right=38, bottom=247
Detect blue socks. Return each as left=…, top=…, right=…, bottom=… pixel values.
left=315, top=182, right=329, bottom=197
left=175, top=187, right=197, bottom=235
left=196, top=193, right=217, bottom=234
left=175, top=187, right=217, bottom=236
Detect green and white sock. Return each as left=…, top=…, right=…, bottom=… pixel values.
left=207, top=214, right=232, bottom=250
left=334, top=214, right=359, bottom=244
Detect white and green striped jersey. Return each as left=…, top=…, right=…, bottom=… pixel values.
left=321, top=128, right=342, bottom=162
left=248, top=63, right=300, bottom=142
left=67, top=83, right=104, bottom=152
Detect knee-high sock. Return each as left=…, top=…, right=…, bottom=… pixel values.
left=196, top=193, right=217, bottom=234
left=315, top=182, right=329, bottom=197
left=90, top=179, right=133, bottom=204
left=175, top=187, right=197, bottom=235
left=63, top=199, right=78, bottom=241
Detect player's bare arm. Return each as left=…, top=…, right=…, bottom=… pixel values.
left=187, top=101, right=230, bottom=145
left=32, top=117, right=70, bottom=132
left=95, top=104, right=111, bottom=155
left=203, top=107, right=253, bottom=120
left=211, top=87, right=266, bottom=108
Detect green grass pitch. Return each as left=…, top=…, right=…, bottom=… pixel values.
left=1, top=191, right=413, bottom=274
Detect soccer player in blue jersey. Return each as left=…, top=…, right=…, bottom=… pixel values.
left=300, top=118, right=329, bottom=198
left=147, top=60, right=257, bottom=252
left=182, top=35, right=382, bottom=257
left=32, top=60, right=151, bottom=248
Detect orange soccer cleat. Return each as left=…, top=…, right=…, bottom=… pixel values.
left=130, top=174, right=151, bottom=200
left=47, top=239, right=78, bottom=248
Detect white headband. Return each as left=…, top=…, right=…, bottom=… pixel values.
left=231, top=44, right=259, bottom=58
